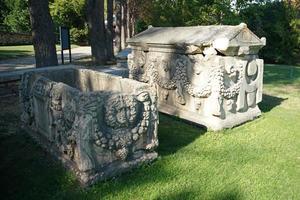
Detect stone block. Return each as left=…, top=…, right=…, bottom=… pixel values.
left=19, top=68, right=158, bottom=186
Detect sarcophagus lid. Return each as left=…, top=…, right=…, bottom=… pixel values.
left=127, top=23, right=266, bottom=56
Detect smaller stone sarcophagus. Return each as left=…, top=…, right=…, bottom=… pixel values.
left=20, top=68, right=158, bottom=186
left=127, top=23, right=266, bottom=130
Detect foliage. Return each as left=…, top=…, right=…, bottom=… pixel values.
left=0, top=0, right=298, bottom=64
left=70, top=26, right=89, bottom=45
left=289, top=0, right=300, bottom=64
left=137, top=0, right=300, bottom=65
left=50, top=0, right=86, bottom=28
left=0, top=0, right=9, bottom=30
left=2, top=0, right=30, bottom=33
left=0, top=64, right=300, bottom=199
left=138, top=0, right=240, bottom=27
left=50, top=0, right=88, bottom=44
left=239, top=1, right=300, bottom=64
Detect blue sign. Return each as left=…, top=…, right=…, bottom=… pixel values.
left=60, top=27, right=70, bottom=50
left=59, top=26, right=71, bottom=64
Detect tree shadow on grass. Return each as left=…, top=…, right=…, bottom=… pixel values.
left=157, top=113, right=206, bottom=156
left=0, top=113, right=206, bottom=200
left=152, top=187, right=243, bottom=200
left=154, top=190, right=196, bottom=200
left=0, top=94, right=204, bottom=199
left=0, top=96, right=84, bottom=200
left=263, top=64, right=300, bottom=85
left=0, top=94, right=240, bottom=200
left=0, top=131, right=85, bottom=200
left=0, top=49, right=32, bottom=60
left=211, top=189, right=243, bottom=200
left=259, top=93, right=287, bottom=113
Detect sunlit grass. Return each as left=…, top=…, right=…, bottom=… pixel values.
left=0, top=45, right=80, bottom=60
left=0, top=64, right=299, bottom=200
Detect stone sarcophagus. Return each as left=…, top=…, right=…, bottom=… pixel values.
left=19, top=68, right=158, bottom=186
left=127, top=23, right=266, bottom=131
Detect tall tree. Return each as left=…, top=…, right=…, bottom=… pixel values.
left=115, top=0, right=131, bottom=52
left=86, top=0, right=107, bottom=64
left=28, top=0, right=58, bottom=67
left=115, top=0, right=122, bottom=53
left=106, top=0, right=114, bottom=60
left=121, top=0, right=127, bottom=49
left=127, top=0, right=138, bottom=37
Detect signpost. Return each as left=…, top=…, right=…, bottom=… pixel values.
left=59, top=26, right=71, bottom=64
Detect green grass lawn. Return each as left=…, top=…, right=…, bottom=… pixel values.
left=0, top=44, right=80, bottom=60
left=0, top=64, right=299, bottom=200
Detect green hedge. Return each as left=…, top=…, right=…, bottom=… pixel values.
left=0, top=32, right=32, bottom=45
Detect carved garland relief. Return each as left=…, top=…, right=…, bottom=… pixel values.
left=20, top=73, right=158, bottom=173
left=128, top=50, right=247, bottom=117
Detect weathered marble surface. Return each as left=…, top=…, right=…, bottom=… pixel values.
left=127, top=23, right=265, bottom=130
left=19, top=68, right=158, bottom=186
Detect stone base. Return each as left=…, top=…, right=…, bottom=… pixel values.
left=159, top=103, right=261, bottom=131
left=23, top=124, right=158, bottom=186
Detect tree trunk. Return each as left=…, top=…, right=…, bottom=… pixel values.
left=131, top=0, right=137, bottom=36
left=115, top=0, right=122, bottom=53
left=127, top=0, right=137, bottom=37
left=86, top=0, right=107, bottom=65
left=131, top=16, right=136, bottom=36
left=28, top=0, right=58, bottom=68
left=121, top=0, right=127, bottom=49
left=106, top=0, right=114, bottom=60
left=126, top=0, right=131, bottom=38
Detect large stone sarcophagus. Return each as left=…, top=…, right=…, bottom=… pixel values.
left=127, top=23, right=266, bottom=131
left=20, top=68, right=158, bottom=186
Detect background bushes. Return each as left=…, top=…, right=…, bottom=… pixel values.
left=0, top=32, right=32, bottom=45
left=137, top=0, right=300, bottom=65
left=0, top=0, right=299, bottom=65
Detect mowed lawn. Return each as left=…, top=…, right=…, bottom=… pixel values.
left=0, top=45, right=79, bottom=60
left=0, top=64, right=299, bottom=200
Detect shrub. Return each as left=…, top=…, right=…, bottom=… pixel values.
left=70, top=26, right=88, bottom=45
